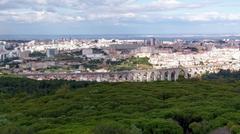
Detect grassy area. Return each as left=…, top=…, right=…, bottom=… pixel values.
left=0, top=71, right=22, bottom=78
left=109, top=57, right=152, bottom=71
left=0, top=77, right=240, bottom=134
left=42, top=66, right=72, bottom=73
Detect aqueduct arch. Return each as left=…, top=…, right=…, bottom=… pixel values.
left=22, top=67, right=193, bottom=82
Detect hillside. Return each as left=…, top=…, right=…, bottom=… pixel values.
left=0, top=76, right=240, bottom=134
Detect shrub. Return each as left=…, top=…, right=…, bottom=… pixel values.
left=0, top=124, right=35, bottom=134
left=189, top=121, right=209, bottom=134
left=93, top=121, right=132, bottom=134
left=230, top=125, right=240, bottom=134
left=135, top=119, right=183, bottom=134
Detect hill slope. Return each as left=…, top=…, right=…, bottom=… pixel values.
left=0, top=78, right=240, bottom=134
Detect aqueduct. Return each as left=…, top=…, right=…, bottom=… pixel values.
left=22, top=68, right=190, bottom=82
left=21, top=65, right=224, bottom=82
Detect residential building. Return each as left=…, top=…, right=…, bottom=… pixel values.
left=47, top=48, right=58, bottom=58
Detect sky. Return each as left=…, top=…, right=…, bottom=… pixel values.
left=1, top=0, right=240, bottom=35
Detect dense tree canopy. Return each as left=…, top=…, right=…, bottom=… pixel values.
left=0, top=72, right=239, bottom=134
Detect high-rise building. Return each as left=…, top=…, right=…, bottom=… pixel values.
left=0, top=45, right=8, bottom=61
left=144, top=38, right=157, bottom=46
left=150, top=38, right=156, bottom=46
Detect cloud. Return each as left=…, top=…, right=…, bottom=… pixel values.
left=0, top=0, right=238, bottom=23
left=0, top=10, right=85, bottom=23
left=180, top=12, right=240, bottom=22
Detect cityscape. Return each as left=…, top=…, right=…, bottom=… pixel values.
left=0, top=37, right=239, bottom=82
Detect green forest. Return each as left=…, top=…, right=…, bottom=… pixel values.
left=0, top=71, right=240, bottom=134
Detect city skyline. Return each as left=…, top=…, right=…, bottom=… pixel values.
left=1, top=0, right=240, bottom=35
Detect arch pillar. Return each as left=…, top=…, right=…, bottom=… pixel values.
left=167, top=71, right=172, bottom=81
left=174, top=70, right=180, bottom=81
left=160, top=71, right=165, bottom=81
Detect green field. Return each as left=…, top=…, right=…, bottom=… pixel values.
left=109, top=57, right=152, bottom=71
left=0, top=73, right=240, bottom=134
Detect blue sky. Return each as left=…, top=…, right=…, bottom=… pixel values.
left=1, top=0, right=240, bottom=35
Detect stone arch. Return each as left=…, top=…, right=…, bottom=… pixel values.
left=123, top=74, right=128, bottom=81
left=164, top=71, right=169, bottom=80
left=171, top=71, right=176, bottom=81
left=135, top=72, right=143, bottom=82
left=142, top=72, right=148, bottom=81
left=148, top=71, right=155, bottom=81
left=127, top=73, right=134, bottom=81
left=178, top=68, right=190, bottom=79
left=119, top=73, right=128, bottom=81
left=118, top=74, right=123, bottom=81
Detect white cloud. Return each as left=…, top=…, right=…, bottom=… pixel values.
left=36, top=0, right=47, bottom=5
left=0, top=0, right=9, bottom=5
left=0, top=0, right=238, bottom=23
left=149, top=0, right=181, bottom=9
left=0, top=10, right=85, bottom=23
left=180, top=12, right=240, bottom=22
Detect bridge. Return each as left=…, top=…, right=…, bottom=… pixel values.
left=22, top=68, right=188, bottom=82
left=21, top=65, right=224, bottom=82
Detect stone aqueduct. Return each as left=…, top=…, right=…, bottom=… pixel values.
left=23, top=65, right=222, bottom=82
left=24, top=68, right=185, bottom=82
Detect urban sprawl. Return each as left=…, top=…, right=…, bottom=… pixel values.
left=0, top=37, right=239, bottom=82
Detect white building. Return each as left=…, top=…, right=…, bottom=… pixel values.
left=0, top=45, right=9, bottom=61
left=132, top=46, right=158, bottom=57
left=82, top=48, right=93, bottom=56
